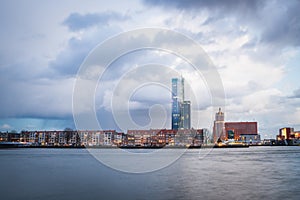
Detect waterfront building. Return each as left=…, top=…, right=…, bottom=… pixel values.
left=20, top=131, right=28, bottom=143
left=163, top=129, right=176, bottom=146
left=225, top=122, right=258, bottom=141
left=276, top=127, right=300, bottom=145
left=65, top=130, right=78, bottom=146
left=0, top=132, right=8, bottom=142
left=277, top=127, right=294, bottom=141
left=294, top=131, right=300, bottom=139
left=28, top=131, right=37, bottom=143
left=237, top=134, right=261, bottom=145
left=20, top=131, right=46, bottom=145
left=91, top=131, right=101, bottom=146
left=213, top=108, right=225, bottom=142
left=4, top=128, right=206, bottom=147
left=37, top=131, right=47, bottom=145
left=103, top=130, right=115, bottom=146
left=126, top=129, right=203, bottom=147
left=171, top=77, right=191, bottom=130
left=113, top=132, right=125, bottom=146
left=87, top=131, right=101, bottom=146
left=78, top=131, right=88, bottom=146
left=262, top=139, right=276, bottom=145
left=212, top=108, right=260, bottom=143
left=48, top=131, right=57, bottom=146
left=58, top=131, right=66, bottom=146
left=125, top=134, right=135, bottom=146
left=7, top=132, right=20, bottom=142
left=175, top=129, right=200, bottom=146
left=127, top=129, right=159, bottom=146
left=156, top=130, right=166, bottom=146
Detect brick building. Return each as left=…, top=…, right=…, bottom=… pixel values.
left=225, top=122, right=258, bottom=141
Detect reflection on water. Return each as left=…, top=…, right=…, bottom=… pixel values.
left=0, top=146, right=299, bottom=200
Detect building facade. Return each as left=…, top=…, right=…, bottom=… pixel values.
left=171, top=77, right=191, bottom=130
left=277, top=127, right=294, bottom=140
left=172, top=78, right=183, bottom=130
left=181, top=101, right=191, bottom=129
left=213, top=108, right=225, bottom=142
left=237, top=134, right=261, bottom=145
left=277, top=127, right=300, bottom=145
left=3, top=128, right=207, bottom=147
left=225, top=122, right=258, bottom=141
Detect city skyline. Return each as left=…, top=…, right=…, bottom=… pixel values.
left=0, top=0, right=300, bottom=139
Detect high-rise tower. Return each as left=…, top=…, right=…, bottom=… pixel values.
left=171, top=78, right=182, bottom=130
left=213, top=108, right=225, bottom=142
left=171, top=77, right=191, bottom=130
left=181, top=101, right=191, bottom=129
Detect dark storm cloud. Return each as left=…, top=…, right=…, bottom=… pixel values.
left=143, top=0, right=262, bottom=15
left=290, top=88, right=300, bottom=99
left=50, top=25, right=122, bottom=76
left=63, top=11, right=129, bottom=31
left=0, top=76, right=74, bottom=119
left=143, top=0, right=300, bottom=47
left=50, top=37, right=91, bottom=75
left=260, top=1, right=300, bottom=46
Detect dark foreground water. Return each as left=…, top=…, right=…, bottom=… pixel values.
left=0, top=146, right=299, bottom=200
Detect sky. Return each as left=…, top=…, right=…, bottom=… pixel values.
left=0, top=0, right=299, bottom=138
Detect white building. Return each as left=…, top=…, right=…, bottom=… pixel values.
left=238, top=134, right=261, bottom=145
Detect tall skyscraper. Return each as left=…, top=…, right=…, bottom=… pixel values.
left=171, top=77, right=191, bottom=130
left=213, top=108, right=225, bottom=142
left=171, top=78, right=182, bottom=130
left=181, top=101, right=191, bottom=129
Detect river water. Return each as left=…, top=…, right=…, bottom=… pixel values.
left=0, top=146, right=299, bottom=200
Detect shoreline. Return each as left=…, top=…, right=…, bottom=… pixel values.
left=1, top=143, right=298, bottom=149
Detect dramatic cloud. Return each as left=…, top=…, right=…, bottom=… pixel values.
left=51, top=23, right=123, bottom=76
left=144, top=0, right=262, bottom=14
left=144, top=0, right=300, bottom=48
left=63, top=11, right=129, bottom=31
left=259, top=0, right=300, bottom=47
left=0, top=77, right=74, bottom=119
left=291, top=88, right=300, bottom=99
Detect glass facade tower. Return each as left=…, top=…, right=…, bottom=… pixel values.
left=171, top=77, right=191, bottom=130
left=182, top=101, right=191, bottom=129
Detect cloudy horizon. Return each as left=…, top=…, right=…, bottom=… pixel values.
left=0, top=0, right=299, bottom=139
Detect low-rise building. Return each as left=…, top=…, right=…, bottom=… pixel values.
left=237, top=134, right=261, bottom=145
left=37, top=131, right=47, bottom=146
left=172, top=129, right=204, bottom=147
left=277, top=127, right=294, bottom=141
left=127, top=130, right=157, bottom=146
left=103, top=130, right=115, bottom=146
left=0, top=132, right=8, bottom=142
left=7, top=132, right=20, bottom=142
left=113, top=132, right=124, bottom=146
left=277, top=128, right=300, bottom=145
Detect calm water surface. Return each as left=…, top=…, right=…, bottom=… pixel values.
left=0, top=146, right=299, bottom=200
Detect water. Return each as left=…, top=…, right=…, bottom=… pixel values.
left=0, top=146, right=299, bottom=200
